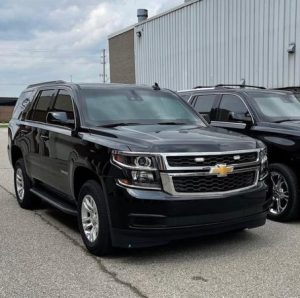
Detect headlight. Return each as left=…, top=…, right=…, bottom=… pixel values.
left=112, top=152, right=157, bottom=170
left=259, top=147, right=268, bottom=180
left=112, top=151, right=161, bottom=189
left=134, top=156, right=152, bottom=167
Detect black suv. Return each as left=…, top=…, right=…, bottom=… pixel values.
left=274, top=86, right=300, bottom=101
left=179, top=84, right=300, bottom=222
left=8, top=81, right=269, bottom=255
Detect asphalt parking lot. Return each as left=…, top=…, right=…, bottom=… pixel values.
left=1, top=128, right=300, bottom=297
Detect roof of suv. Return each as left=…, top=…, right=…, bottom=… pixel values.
left=25, top=81, right=169, bottom=92
left=178, top=85, right=292, bottom=95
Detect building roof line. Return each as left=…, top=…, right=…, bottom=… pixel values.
left=108, top=0, right=200, bottom=39
left=108, top=25, right=135, bottom=39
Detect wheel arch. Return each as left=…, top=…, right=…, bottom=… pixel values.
left=11, top=145, right=23, bottom=168
left=73, top=166, right=102, bottom=200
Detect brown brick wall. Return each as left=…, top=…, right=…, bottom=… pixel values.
left=0, top=106, right=14, bottom=122
left=109, top=29, right=136, bottom=84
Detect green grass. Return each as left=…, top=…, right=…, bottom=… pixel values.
left=0, top=123, right=8, bottom=128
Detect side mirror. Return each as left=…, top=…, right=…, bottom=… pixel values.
left=229, top=112, right=252, bottom=124
left=47, top=111, right=75, bottom=128
left=201, top=114, right=211, bottom=124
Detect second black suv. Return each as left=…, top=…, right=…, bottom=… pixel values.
left=8, top=81, right=269, bottom=255
left=179, top=84, right=300, bottom=222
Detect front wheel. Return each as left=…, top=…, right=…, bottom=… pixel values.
left=268, top=163, right=299, bottom=222
left=78, top=180, right=112, bottom=256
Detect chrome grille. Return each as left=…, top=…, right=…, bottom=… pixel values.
left=167, top=152, right=258, bottom=167
left=172, top=171, right=256, bottom=193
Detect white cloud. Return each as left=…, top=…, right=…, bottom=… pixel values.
left=0, top=0, right=183, bottom=96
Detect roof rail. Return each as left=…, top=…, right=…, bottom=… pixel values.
left=193, top=85, right=215, bottom=89
left=273, top=86, right=300, bottom=91
left=215, top=84, right=266, bottom=89
left=27, top=80, right=66, bottom=89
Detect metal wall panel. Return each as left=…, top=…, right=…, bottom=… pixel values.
left=134, top=0, right=300, bottom=90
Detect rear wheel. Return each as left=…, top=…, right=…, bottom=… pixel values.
left=268, top=163, right=299, bottom=222
left=14, top=159, right=40, bottom=209
left=78, top=180, right=112, bottom=256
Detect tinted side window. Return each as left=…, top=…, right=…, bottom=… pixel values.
left=52, top=90, right=74, bottom=121
left=194, top=95, right=217, bottom=114
left=218, top=94, right=248, bottom=122
left=178, top=93, right=191, bottom=102
left=194, top=94, right=217, bottom=120
left=30, top=90, right=55, bottom=123
left=13, top=90, right=35, bottom=120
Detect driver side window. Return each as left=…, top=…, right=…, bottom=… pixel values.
left=52, top=90, right=74, bottom=121
left=217, top=94, right=249, bottom=122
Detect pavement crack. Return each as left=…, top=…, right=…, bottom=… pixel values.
left=0, top=184, right=147, bottom=298
left=192, top=275, right=208, bottom=282
left=0, top=184, right=15, bottom=197
left=34, top=212, right=148, bottom=298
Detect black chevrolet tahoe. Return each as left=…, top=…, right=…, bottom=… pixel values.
left=179, top=84, right=300, bottom=222
left=8, top=81, right=269, bottom=255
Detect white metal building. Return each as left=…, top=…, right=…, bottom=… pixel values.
left=109, top=0, right=300, bottom=90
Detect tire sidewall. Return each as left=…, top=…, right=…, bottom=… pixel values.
left=14, top=159, right=33, bottom=208
left=268, top=163, right=299, bottom=221
left=78, top=180, right=111, bottom=254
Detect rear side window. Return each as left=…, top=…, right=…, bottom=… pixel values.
left=217, top=94, right=248, bottom=122
left=30, top=90, right=55, bottom=123
left=52, top=90, right=74, bottom=121
left=194, top=95, right=217, bottom=114
left=178, top=93, right=191, bottom=101
left=13, top=90, right=35, bottom=120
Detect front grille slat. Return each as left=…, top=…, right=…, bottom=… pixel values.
left=172, top=171, right=256, bottom=193
left=167, top=152, right=258, bottom=167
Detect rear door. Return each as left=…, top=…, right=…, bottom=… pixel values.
left=25, top=89, right=57, bottom=183
left=190, top=93, right=220, bottom=122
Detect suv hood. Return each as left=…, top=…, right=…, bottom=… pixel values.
left=83, top=124, right=261, bottom=153
left=256, top=121, right=300, bottom=136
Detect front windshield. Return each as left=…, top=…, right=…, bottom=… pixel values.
left=79, top=87, right=205, bottom=126
left=250, top=92, right=300, bottom=122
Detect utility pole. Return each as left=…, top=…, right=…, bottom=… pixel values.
left=100, top=49, right=106, bottom=83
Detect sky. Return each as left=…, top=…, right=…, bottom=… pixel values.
left=0, top=0, right=183, bottom=97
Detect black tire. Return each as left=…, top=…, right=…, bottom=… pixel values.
left=267, top=163, right=299, bottom=222
left=78, top=180, right=112, bottom=256
left=14, top=159, right=40, bottom=209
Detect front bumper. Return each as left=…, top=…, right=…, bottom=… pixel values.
left=111, top=212, right=267, bottom=248
left=106, top=180, right=271, bottom=248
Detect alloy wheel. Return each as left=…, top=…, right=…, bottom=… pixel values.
left=81, top=195, right=99, bottom=243
left=269, top=171, right=289, bottom=216
left=16, top=168, right=25, bottom=201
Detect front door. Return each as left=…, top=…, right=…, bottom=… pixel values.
left=212, top=94, right=253, bottom=132
left=46, top=89, right=77, bottom=197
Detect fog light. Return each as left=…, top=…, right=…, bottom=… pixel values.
left=132, top=170, right=154, bottom=183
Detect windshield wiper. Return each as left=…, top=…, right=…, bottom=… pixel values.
left=99, top=122, right=141, bottom=128
left=156, top=121, right=187, bottom=125
left=273, top=119, right=300, bottom=123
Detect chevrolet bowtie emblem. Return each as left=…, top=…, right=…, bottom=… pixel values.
left=209, top=164, right=234, bottom=177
